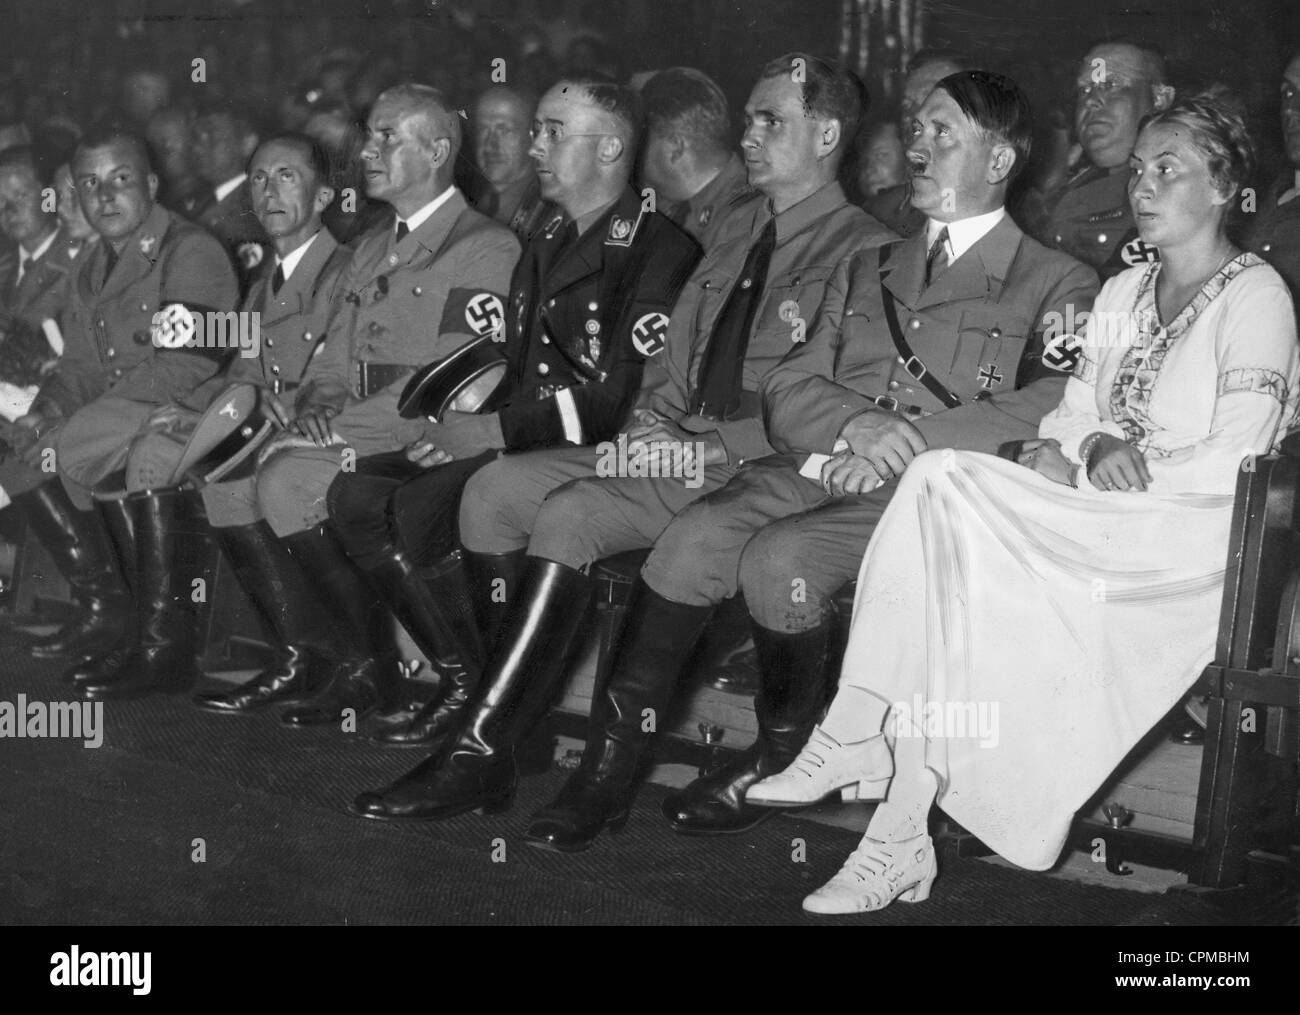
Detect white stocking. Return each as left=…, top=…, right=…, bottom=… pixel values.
left=820, top=683, right=892, bottom=743
left=864, top=730, right=937, bottom=842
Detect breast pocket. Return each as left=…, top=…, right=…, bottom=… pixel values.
left=761, top=266, right=835, bottom=335
left=955, top=309, right=1031, bottom=395
left=690, top=273, right=731, bottom=341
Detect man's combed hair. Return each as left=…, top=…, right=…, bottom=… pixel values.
left=381, top=83, right=463, bottom=153
left=937, top=70, right=1033, bottom=183
left=556, top=74, right=642, bottom=140
left=75, top=126, right=155, bottom=175
left=759, top=53, right=868, bottom=145
left=641, top=68, right=731, bottom=152
left=1140, top=87, right=1256, bottom=200
left=250, top=132, right=333, bottom=187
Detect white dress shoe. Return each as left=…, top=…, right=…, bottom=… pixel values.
left=802, top=833, right=937, bottom=915
left=745, top=725, right=892, bottom=806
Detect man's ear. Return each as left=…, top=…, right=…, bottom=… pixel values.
left=147, top=172, right=160, bottom=202
left=429, top=136, right=452, bottom=169
left=988, top=143, right=1016, bottom=185
left=817, top=117, right=842, bottom=159
left=315, top=184, right=336, bottom=212
left=667, top=133, right=687, bottom=164
left=597, top=134, right=625, bottom=165
left=1152, top=83, right=1175, bottom=112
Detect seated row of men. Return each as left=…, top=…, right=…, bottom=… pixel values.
left=0, top=41, right=1297, bottom=855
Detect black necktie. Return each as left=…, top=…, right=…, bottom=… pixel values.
left=395, top=221, right=410, bottom=243
left=924, top=226, right=950, bottom=287
left=272, top=263, right=286, bottom=295
left=690, top=216, right=778, bottom=419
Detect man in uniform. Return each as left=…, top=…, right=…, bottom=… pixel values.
left=64, top=134, right=352, bottom=703
left=16, top=129, right=238, bottom=680
left=639, top=67, right=751, bottom=252
left=1029, top=40, right=1173, bottom=278
left=146, top=107, right=215, bottom=221
left=653, top=72, right=1100, bottom=841
left=347, top=53, right=893, bottom=826
left=325, top=76, right=700, bottom=751
left=250, top=83, right=519, bottom=728
left=1246, top=49, right=1300, bottom=302
left=0, top=146, right=95, bottom=643
left=192, top=107, right=271, bottom=294
left=470, top=85, right=546, bottom=238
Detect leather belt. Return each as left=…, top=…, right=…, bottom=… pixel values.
left=356, top=361, right=413, bottom=399
left=871, top=394, right=930, bottom=418
left=269, top=379, right=299, bottom=396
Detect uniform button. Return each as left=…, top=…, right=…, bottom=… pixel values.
left=413, top=286, right=423, bottom=296
left=140, top=302, right=148, bottom=312
left=887, top=380, right=900, bottom=391
left=302, top=331, right=313, bottom=341
left=369, top=321, right=381, bottom=333
left=106, top=347, right=116, bottom=358
left=908, top=318, right=921, bottom=330
left=587, top=301, right=598, bottom=311
left=540, top=335, right=550, bottom=344
left=1263, top=243, right=1272, bottom=252
left=112, top=368, right=123, bottom=378
left=896, top=355, right=906, bottom=365
left=547, top=299, right=556, bottom=308
left=271, top=365, right=281, bottom=375
left=990, top=327, right=1002, bottom=339
left=97, top=318, right=105, bottom=327
left=1054, top=234, right=1062, bottom=244
left=388, top=253, right=398, bottom=265
left=740, top=278, right=752, bottom=289
left=845, top=308, right=854, bottom=317
left=265, top=338, right=274, bottom=347
left=537, top=362, right=550, bottom=376
left=1097, top=233, right=1108, bottom=244
left=586, top=320, right=600, bottom=334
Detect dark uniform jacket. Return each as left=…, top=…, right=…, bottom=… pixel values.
left=1245, top=173, right=1300, bottom=305
left=1035, top=163, right=1158, bottom=279
left=32, top=202, right=239, bottom=419
left=301, top=188, right=519, bottom=410
left=0, top=228, right=89, bottom=385
left=493, top=185, right=701, bottom=451
left=197, top=177, right=272, bottom=295
left=639, top=181, right=896, bottom=465
left=762, top=213, right=1100, bottom=459
left=185, top=229, right=353, bottom=410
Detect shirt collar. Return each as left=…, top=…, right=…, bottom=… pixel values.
left=213, top=173, right=247, bottom=204
left=397, top=185, right=457, bottom=237
left=19, top=228, right=58, bottom=267
left=274, top=230, right=321, bottom=283
left=765, top=180, right=848, bottom=243
left=926, top=207, right=1006, bottom=264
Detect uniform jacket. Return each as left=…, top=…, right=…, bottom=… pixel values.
left=494, top=186, right=701, bottom=451
left=184, top=229, right=353, bottom=409
left=33, top=202, right=240, bottom=418
left=1245, top=173, right=1300, bottom=305
left=1037, top=163, right=1158, bottom=279
left=640, top=180, right=896, bottom=465
left=301, top=188, right=519, bottom=409
left=0, top=226, right=88, bottom=332
left=668, top=154, right=753, bottom=253
left=762, top=213, right=1100, bottom=459
left=198, top=178, right=272, bottom=294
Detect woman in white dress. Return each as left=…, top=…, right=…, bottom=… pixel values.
left=746, top=91, right=1300, bottom=915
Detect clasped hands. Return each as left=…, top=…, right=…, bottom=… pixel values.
left=619, top=408, right=728, bottom=472
left=404, top=410, right=505, bottom=468
left=1018, top=433, right=1151, bottom=491
left=820, top=409, right=927, bottom=496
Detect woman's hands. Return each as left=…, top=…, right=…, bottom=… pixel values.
left=1086, top=433, right=1151, bottom=492
left=1017, top=438, right=1076, bottom=486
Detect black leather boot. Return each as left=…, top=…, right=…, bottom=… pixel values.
left=463, top=548, right=525, bottom=653
left=76, top=487, right=206, bottom=700
left=278, top=523, right=400, bottom=727
left=62, top=491, right=136, bottom=684
left=350, top=557, right=591, bottom=821
left=662, top=620, right=831, bottom=835
left=16, top=482, right=129, bottom=659
left=193, top=521, right=338, bottom=713
left=364, top=549, right=486, bottom=748
left=525, top=581, right=714, bottom=852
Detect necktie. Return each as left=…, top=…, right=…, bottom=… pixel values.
left=690, top=216, right=778, bottom=419
left=272, top=263, right=286, bottom=295
left=924, top=226, right=949, bottom=287
left=17, top=253, right=32, bottom=284
left=395, top=220, right=410, bottom=243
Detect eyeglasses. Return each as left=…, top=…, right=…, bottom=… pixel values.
left=529, top=122, right=609, bottom=145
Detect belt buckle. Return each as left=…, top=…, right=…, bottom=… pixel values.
left=904, top=356, right=927, bottom=380
left=356, top=360, right=368, bottom=397
left=874, top=395, right=899, bottom=412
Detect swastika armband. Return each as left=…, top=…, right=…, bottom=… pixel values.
left=442, top=288, right=507, bottom=340
left=631, top=311, right=670, bottom=357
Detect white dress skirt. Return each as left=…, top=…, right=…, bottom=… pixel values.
left=835, top=253, right=1300, bottom=870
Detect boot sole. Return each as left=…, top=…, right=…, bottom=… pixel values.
left=347, top=796, right=512, bottom=822
left=665, top=808, right=779, bottom=837
left=523, top=813, right=630, bottom=853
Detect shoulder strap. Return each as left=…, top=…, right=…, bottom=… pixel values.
left=877, top=246, right=962, bottom=410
